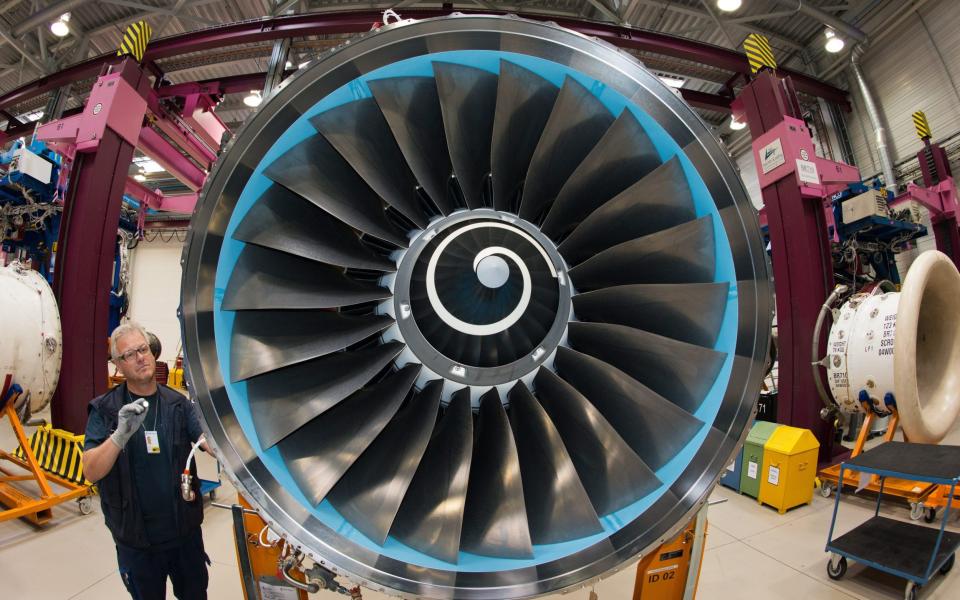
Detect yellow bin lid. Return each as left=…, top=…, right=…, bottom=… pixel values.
left=765, top=426, right=820, bottom=455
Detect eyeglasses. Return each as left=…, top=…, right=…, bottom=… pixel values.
left=118, top=344, right=151, bottom=362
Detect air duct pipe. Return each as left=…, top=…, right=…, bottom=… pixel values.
left=787, top=0, right=900, bottom=192
left=849, top=45, right=898, bottom=193
left=774, top=0, right=867, bottom=44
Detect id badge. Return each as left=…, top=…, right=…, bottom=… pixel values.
left=144, top=430, right=160, bottom=454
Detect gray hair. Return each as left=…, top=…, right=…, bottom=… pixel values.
left=110, top=322, right=150, bottom=360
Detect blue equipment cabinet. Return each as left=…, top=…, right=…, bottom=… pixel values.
left=720, top=446, right=744, bottom=492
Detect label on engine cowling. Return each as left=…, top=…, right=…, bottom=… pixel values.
left=879, top=312, right=897, bottom=357
left=826, top=292, right=899, bottom=414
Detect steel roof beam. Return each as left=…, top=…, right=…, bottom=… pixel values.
left=0, top=23, right=46, bottom=72
left=724, top=11, right=800, bottom=25
left=48, top=0, right=224, bottom=54
left=624, top=0, right=806, bottom=51
left=585, top=0, right=623, bottom=23
left=97, top=0, right=218, bottom=27
left=10, top=0, right=88, bottom=38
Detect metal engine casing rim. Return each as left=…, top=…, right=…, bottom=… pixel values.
left=180, top=14, right=772, bottom=599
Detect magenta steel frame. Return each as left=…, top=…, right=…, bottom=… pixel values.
left=0, top=9, right=848, bottom=115
left=737, top=70, right=858, bottom=464
left=889, top=138, right=960, bottom=271
left=33, top=66, right=214, bottom=433
left=41, top=59, right=153, bottom=433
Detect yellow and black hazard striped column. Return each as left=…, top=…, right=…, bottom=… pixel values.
left=913, top=110, right=932, bottom=140
left=743, top=33, right=777, bottom=75
left=117, top=20, right=153, bottom=63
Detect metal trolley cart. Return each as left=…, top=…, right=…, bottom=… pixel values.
left=825, top=442, right=960, bottom=599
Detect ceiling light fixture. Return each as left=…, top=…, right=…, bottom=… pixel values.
left=134, top=173, right=147, bottom=182
left=50, top=13, right=70, bottom=37
left=135, top=159, right=165, bottom=173
left=824, top=29, right=845, bottom=53
left=244, top=90, right=263, bottom=108
left=716, top=0, right=742, bottom=12
left=729, top=116, right=746, bottom=130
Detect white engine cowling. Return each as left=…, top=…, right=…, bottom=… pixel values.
left=0, top=262, right=62, bottom=413
left=826, top=250, right=960, bottom=443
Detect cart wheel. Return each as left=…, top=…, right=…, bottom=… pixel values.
left=820, top=482, right=833, bottom=498
left=905, top=581, right=919, bottom=600
left=77, top=496, right=93, bottom=515
left=910, top=502, right=924, bottom=521
left=209, top=489, right=216, bottom=501
left=940, top=553, right=955, bottom=575
left=827, top=555, right=847, bottom=580
left=924, top=507, right=937, bottom=523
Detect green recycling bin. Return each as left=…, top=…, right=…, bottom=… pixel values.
left=739, top=421, right=781, bottom=498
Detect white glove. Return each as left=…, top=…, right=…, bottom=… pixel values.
left=109, top=398, right=149, bottom=449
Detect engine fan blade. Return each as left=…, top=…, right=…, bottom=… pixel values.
left=462, top=389, right=533, bottom=558
left=222, top=245, right=390, bottom=310
left=555, top=347, right=704, bottom=470
left=567, top=323, right=726, bottom=414
left=311, top=98, right=427, bottom=228
left=230, top=311, right=394, bottom=381
left=556, top=157, right=693, bottom=261
left=534, top=368, right=661, bottom=516
left=567, top=216, right=715, bottom=291
left=277, top=364, right=420, bottom=506
left=508, top=382, right=602, bottom=543
left=367, top=76, right=455, bottom=216
left=490, top=60, right=559, bottom=212
left=248, top=342, right=405, bottom=450
left=263, top=134, right=407, bottom=246
left=433, top=62, right=497, bottom=209
left=572, top=283, right=729, bottom=348
left=391, top=389, right=473, bottom=564
left=519, top=76, right=614, bottom=222
left=327, top=380, right=442, bottom=544
left=233, top=184, right=395, bottom=272
left=540, top=110, right=660, bottom=239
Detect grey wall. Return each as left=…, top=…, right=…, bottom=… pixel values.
left=846, top=0, right=960, bottom=178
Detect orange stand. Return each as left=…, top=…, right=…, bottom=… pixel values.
left=233, top=494, right=309, bottom=600
left=817, top=403, right=935, bottom=510
left=0, top=374, right=93, bottom=525
left=633, top=508, right=707, bottom=600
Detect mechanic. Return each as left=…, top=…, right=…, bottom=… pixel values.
left=83, top=321, right=210, bottom=599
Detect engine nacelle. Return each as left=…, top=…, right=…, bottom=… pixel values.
left=0, top=262, right=62, bottom=414
left=826, top=250, right=960, bottom=443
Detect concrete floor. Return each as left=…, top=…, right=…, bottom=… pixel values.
left=2, top=410, right=959, bottom=600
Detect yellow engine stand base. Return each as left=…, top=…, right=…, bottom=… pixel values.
left=817, top=406, right=935, bottom=505
left=817, top=462, right=935, bottom=503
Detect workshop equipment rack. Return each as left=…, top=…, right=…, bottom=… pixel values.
left=825, top=442, right=960, bottom=599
